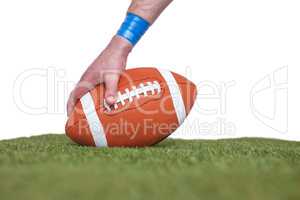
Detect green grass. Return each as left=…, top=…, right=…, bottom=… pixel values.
left=0, top=134, right=300, bottom=200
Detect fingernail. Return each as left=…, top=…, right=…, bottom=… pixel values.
left=106, top=96, right=115, bottom=104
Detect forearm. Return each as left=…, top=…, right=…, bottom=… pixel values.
left=128, top=0, right=173, bottom=24
left=107, top=0, right=173, bottom=55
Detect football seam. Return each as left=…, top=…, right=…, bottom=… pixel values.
left=67, top=82, right=192, bottom=128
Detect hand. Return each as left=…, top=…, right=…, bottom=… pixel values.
left=67, top=36, right=132, bottom=116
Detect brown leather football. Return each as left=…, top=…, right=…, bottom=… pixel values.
left=65, top=67, right=197, bottom=147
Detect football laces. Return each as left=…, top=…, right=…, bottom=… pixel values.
left=103, top=81, right=161, bottom=112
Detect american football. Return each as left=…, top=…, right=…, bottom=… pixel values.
left=65, top=67, right=197, bottom=147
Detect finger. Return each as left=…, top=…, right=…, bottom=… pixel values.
left=104, top=72, right=121, bottom=105
left=67, top=91, right=76, bottom=117
left=66, top=80, right=95, bottom=116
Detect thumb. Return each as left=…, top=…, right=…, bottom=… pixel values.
left=104, top=72, right=120, bottom=105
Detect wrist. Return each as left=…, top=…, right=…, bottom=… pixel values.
left=106, top=36, right=133, bottom=56
left=117, top=13, right=150, bottom=46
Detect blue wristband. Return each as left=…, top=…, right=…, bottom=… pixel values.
left=117, top=13, right=150, bottom=46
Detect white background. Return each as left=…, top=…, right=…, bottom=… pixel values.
left=0, top=0, right=299, bottom=141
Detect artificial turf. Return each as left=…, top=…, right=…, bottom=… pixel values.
left=0, top=134, right=299, bottom=200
